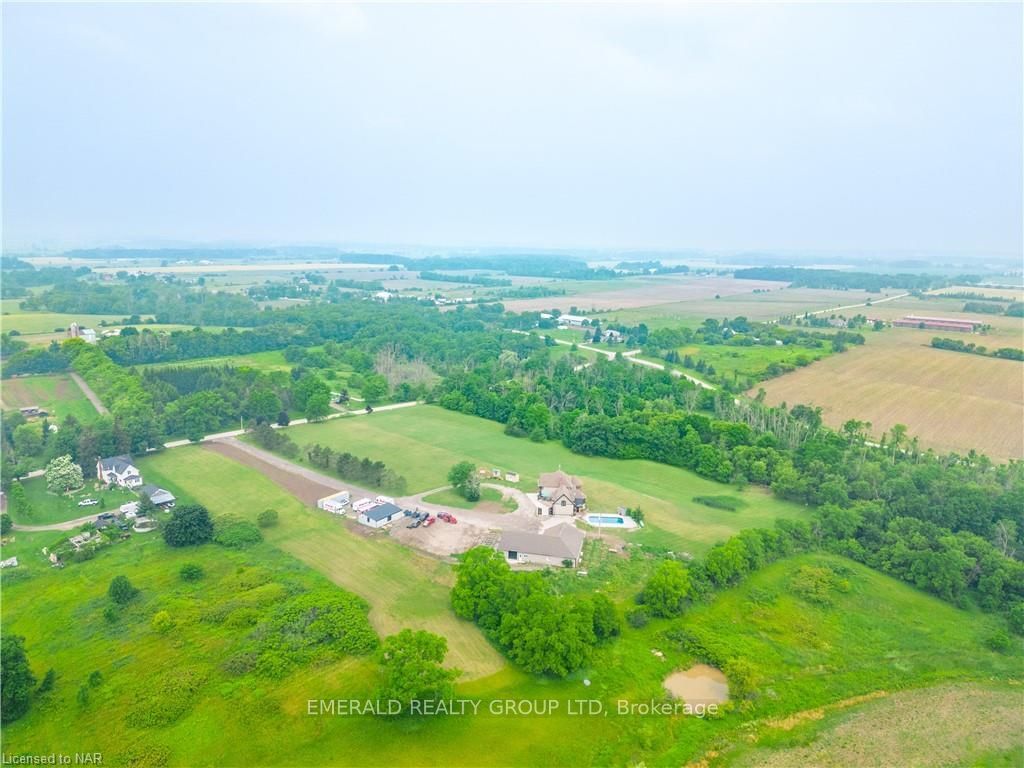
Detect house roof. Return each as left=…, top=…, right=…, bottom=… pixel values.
left=497, top=524, right=585, bottom=561
left=538, top=470, right=581, bottom=490
left=140, top=484, right=175, bottom=504
left=98, top=455, right=136, bottom=473
left=361, top=502, right=401, bottom=522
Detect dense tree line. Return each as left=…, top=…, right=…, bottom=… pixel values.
left=305, top=443, right=408, bottom=494
left=931, top=337, right=1024, bottom=361
left=0, top=258, right=89, bottom=298
left=418, top=271, right=512, bottom=287
left=451, top=547, right=620, bottom=676
left=436, top=351, right=1023, bottom=622
left=25, top=276, right=263, bottom=326
left=733, top=266, right=945, bottom=292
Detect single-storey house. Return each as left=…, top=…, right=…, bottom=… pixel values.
left=537, top=470, right=586, bottom=515
left=97, top=455, right=143, bottom=489
left=505, top=471, right=520, bottom=483
left=357, top=501, right=402, bottom=529
left=601, top=329, right=623, bottom=343
left=140, top=484, right=176, bottom=507
left=317, top=490, right=351, bottom=515
left=18, top=406, right=46, bottom=418
left=497, top=524, right=585, bottom=567
left=0, top=556, right=19, bottom=569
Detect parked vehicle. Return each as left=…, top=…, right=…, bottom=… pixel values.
left=78, top=498, right=99, bottom=507
left=446, top=515, right=457, bottom=524
left=409, top=519, right=422, bottom=529
left=424, top=516, right=436, bottom=527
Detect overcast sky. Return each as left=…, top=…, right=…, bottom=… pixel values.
left=3, top=2, right=1022, bottom=256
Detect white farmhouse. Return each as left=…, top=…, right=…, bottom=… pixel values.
left=97, top=455, right=143, bottom=488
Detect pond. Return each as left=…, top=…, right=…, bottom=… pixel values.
left=663, top=664, right=729, bottom=705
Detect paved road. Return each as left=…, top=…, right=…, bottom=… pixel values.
left=69, top=372, right=110, bottom=415
left=804, top=292, right=910, bottom=317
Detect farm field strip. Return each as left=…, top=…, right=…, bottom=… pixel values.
left=0, top=372, right=101, bottom=422
left=755, top=329, right=1024, bottom=460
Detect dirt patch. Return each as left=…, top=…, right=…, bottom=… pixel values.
left=203, top=442, right=338, bottom=506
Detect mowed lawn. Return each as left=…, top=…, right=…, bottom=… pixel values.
left=136, top=448, right=504, bottom=679
left=13, top=476, right=139, bottom=525
left=280, top=405, right=811, bottom=556
left=756, top=328, right=1024, bottom=461
left=0, top=373, right=100, bottom=422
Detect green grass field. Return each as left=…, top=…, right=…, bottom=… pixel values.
left=421, top=486, right=515, bottom=512
left=276, top=405, right=810, bottom=556
left=11, top=477, right=140, bottom=525
left=0, top=310, right=140, bottom=335
left=0, top=373, right=100, bottom=423
left=3, top=524, right=1017, bottom=767
left=134, top=448, right=504, bottom=680
left=138, top=349, right=293, bottom=372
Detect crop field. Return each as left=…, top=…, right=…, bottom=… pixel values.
left=930, top=284, right=1024, bottom=302
left=277, top=405, right=811, bottom=556
left=499, top=274, right=787, bottom=314
left=864, top=294, right=1024, bottom=343
left=755, top=328, right=1024, bottom=460
left=135, top=448, right=505, bottom=679
left=593, top=287, right=893, bottom=328
left=0, top=373, right=100, bottom=422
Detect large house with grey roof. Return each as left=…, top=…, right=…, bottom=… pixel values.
left=497, top=524, right=585, bottom=567
left=96, top=455, right=143, bottom=489
left=536, top=470, right=586, bottom=516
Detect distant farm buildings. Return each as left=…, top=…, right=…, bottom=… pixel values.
left=67, top=322, right=98, bottom=344
left=890, top=315, right=983, bottom=333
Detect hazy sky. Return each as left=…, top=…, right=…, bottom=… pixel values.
left=3, top=2, right=1022, bottom=255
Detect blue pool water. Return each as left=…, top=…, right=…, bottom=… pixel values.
left=587, top=515, right=626, bottom=526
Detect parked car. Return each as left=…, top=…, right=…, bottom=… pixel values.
left=446, top=515, right=457, bottom=524
left=403, top=509, right=415, bottom=517
left=437, top=512, right=450, bottom=522
left=97, top=512, right=115, bottom=521
left=78, top=498, right=99, bottom=507
left=424, top=516, right=436, bottom=527
left=409, top=519, right=422, bottom=529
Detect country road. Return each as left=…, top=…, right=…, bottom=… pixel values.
left=70, top=372, right=109, bottom=415
left=804, top=292, right=910, bottom=317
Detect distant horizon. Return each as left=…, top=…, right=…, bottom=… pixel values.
left=4, top=3, right=1022, bottom=257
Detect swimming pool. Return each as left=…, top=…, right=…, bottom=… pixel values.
left=585, top=514, right=637, bottom=528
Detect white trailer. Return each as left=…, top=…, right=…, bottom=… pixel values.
left=317, top=491, right=351, bottom=515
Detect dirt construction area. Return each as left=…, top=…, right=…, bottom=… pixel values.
left=205, top=439, right=561, bottom=559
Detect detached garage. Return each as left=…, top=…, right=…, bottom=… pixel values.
left=497, top=524, right=585, bottom=567
left=357, top=502, right=402, bottom=529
